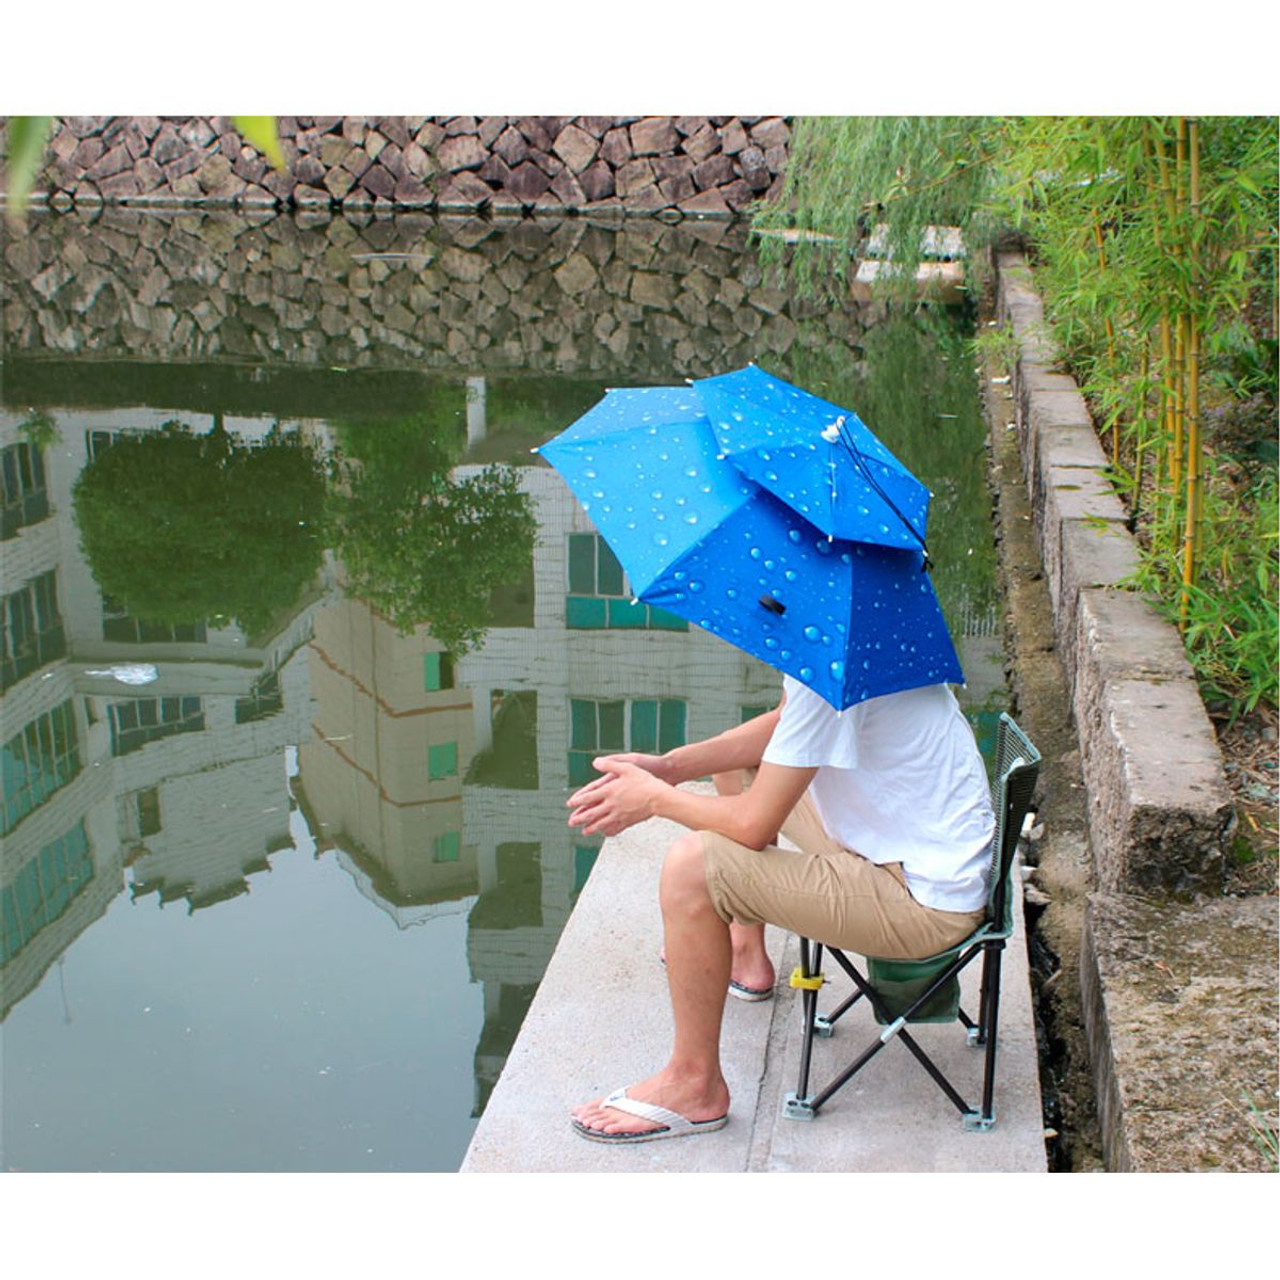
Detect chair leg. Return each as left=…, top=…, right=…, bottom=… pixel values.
left=785, top=938, right=824, bottom=1119
left=785, top=938, right=1003, bottom=1127
left=969, top=944, right=1005, bottom=1129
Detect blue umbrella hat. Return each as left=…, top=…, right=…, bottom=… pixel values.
left=537, top=383, right=963, bottom=711
left=695, top=363, right=932, bottom=554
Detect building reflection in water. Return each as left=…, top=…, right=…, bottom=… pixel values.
left=1, top=402, right=779, bottom=1126
left=1, top=210, right=1002, bottom=1166
left=2, top=407, right=326, bottom=1024
left=291, top=464, right=779, bottom=1117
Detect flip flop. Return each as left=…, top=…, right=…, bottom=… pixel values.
left=571, top=1087, right=729, bottom=1144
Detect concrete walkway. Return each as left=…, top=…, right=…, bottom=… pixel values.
left=461, top=788, right=1047, bottom=1173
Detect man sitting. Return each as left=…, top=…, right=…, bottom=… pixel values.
left=567, top=675, right=994, bottom=1143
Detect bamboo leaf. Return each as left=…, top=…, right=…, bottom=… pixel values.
left=232, top=115, right=285, bottom=169
left=4, top=115, right=54, bottom=225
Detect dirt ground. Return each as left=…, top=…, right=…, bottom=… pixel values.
left=976, top=315, right=1107, bottom=1170
left=1215, top=704, right=1280, bottom=898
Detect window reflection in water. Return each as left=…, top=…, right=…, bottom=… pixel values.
left=0, top=209, right=1003, bottom=1171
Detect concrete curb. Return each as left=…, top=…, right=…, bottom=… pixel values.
left=993, top=251, right=1275, bottom=1173
left=994, top=250, right=1234, bottom=898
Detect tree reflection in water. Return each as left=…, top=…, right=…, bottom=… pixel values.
left=72, top=422, right=328, bottom=639
left=331, top=414, right=536, bottom=656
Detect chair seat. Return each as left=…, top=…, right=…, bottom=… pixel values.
left=866, top=954, right=961, bottom=1023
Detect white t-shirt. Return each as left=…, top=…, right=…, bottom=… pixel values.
left=762, top=676, right=995, bottom=913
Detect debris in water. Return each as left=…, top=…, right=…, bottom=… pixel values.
left=84, top=663, right=159, bottom=685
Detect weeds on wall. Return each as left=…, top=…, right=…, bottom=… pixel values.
left=758, top=116, right=1279, bottom=718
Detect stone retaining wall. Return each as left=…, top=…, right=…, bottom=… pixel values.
left=3, top=210, right=850, bottom=381
left=1, top=116, right=791, bottom=219
left=995, top=250, right=1234, bottom=898
left=993, top=250, right=1276, bottom=1174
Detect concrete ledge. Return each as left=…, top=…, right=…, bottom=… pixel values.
left=462, top=786, right=1047, bottom=1173
left=1081, top=893, right=1278, bottom=1171
left=1037, top=467, right=1131, bottom=624
left=991, top=250, right=1270, bottom=1173
left=1056, top=525, right=1143, bottom=684
left=1077, top=676, right=1233, bottom=895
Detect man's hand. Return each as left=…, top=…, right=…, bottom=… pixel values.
left=594, top=752, right=677, bottom=784
left=567, top=757, right=667, bottom=837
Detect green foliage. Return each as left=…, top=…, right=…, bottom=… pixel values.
left=231, top=116, right=284, bottom=169
left=969, top=322, right=1020, bottom=378
left=332, top=415, right=536, bottom=656
left=765, top=115, right=1278, bottom=716
left=72, top=423, right=328, bottom=637
left=755, top=117, right=999, bottom=298
left=3, top=116, right=53, bottom=224
left=1131, top=465, right=1278, bottom=715
left=18, top=408, right=60, bottom=451
left=1243, top=1090, right=1279, bottom=1171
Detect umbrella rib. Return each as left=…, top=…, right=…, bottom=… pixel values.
left=837, top=420, right=930, bottom=561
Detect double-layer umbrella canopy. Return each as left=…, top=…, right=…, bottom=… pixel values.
left=694, top=363, right=931, bottom=551
left=537, top=370, right=962, bottom=710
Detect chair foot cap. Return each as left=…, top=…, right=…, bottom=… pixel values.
left=783, top=1092, right=817, bottom=1121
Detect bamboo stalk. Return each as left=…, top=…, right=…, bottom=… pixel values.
left=1153, top=124, right=1184, bottom=551
left=1132, top=340, right=1151, bottom=527
left=1180, top=117, right=1203, bottom=628
left=1091, top=219, right=1120, bottom=465
left=1157, top=311, right=1176, bottom=540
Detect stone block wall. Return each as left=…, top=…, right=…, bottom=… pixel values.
left=1, top=116, right=792, bottom=219
left=3, top=210, right=854, bottom=382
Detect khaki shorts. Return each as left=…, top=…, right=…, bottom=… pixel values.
left=700, top=785, right=985, bottom=961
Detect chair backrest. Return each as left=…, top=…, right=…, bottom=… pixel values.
left=984, top=713, right=1041, bottom=938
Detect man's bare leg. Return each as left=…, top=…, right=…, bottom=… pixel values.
left=713, top=770, right=775, bottom=996
left=571, top=832, right=732, bottom=1137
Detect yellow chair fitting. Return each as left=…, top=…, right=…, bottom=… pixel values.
left=789, top=966, right=825, bottom=991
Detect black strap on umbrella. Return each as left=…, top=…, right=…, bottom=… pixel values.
left=835, top=418, right=933, bottom=572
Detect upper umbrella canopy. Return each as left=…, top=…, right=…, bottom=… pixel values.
left=537, top=382, right=963, bottom=710
left=694, top=363, right=932, bottom=550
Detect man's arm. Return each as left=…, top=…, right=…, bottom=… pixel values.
left=656, top=704, right=783, bottom=785
left=573, top=702, right=783, bottom=792
left=568, top=734, right=813, bottom=850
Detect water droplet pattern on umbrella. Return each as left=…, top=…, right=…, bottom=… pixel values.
left=695, top=364, right=931, bottom=549
left=538, top=381, right=962, bottom=710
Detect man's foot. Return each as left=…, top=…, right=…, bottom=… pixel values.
left=571, top=1070, right=730, bottom=1141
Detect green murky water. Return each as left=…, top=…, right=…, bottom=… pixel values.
left=1, top=209, right=1003, bottom=1170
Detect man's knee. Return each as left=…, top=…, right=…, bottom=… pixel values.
left=660, top=832, right=713, bottom=911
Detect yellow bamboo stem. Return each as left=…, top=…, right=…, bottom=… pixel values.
left=1181, top=315, right=1202, bottom=626
left=1180, top=118, right=1202, bottom=628
left=1152, top=126, right=1183, bottom=548
left=1172, top=315, right=1186, bottom=541
left=1133, top=341, right=1151, bottom=524
left=1092, top=219, right=1120, bottom=465
left=1158, top=311, right=1176, bottom=536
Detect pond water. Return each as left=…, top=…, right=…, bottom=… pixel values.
left=1, top=209, right=1003, bottom=1171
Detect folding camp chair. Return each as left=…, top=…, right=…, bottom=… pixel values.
left=783, top=712, right=1041, bottom=1130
